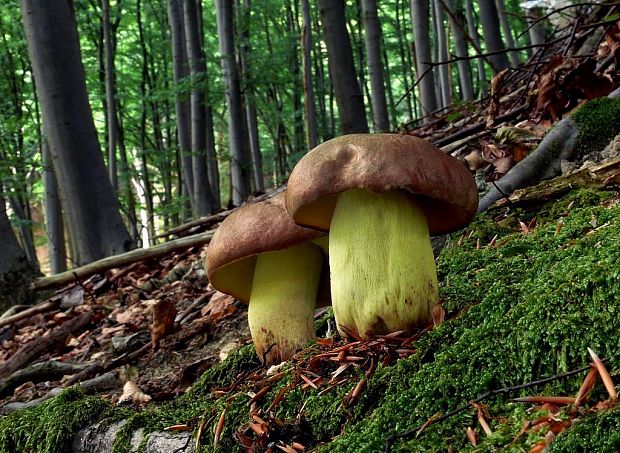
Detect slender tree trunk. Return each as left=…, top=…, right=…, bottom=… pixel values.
left=495, top=0, right=519, bottom=67
left=238, top=0, right=264, bottom=191
left=6, top=196, right=37, bottom=267
left=316, top=0, right=368, bottom=134
left=42, top=139, right=66, bottom=274
left=313, top=15, right=329, bottom=141
left=381, top=38, right=398, bottom=126
left=301, top=0, right=319, bottom=150
left=411, top=0, right=438, bottom=118
left=214, top=0, right=250, bottom=205
left=443, top=0, right=474, bottom=101
left=287, top=0, right=305, bottom=155
left=183, top=0, right=216, bottom=216
left=361, top=0, right=389, bottom=132
left=525, top=6, right=546, bottom=49
left=465, top=0, right=487, bottom=95
left=478, top=0, right=509, bottom=71
left=433, top=0, right=451, bottom=108
left=21, top=0, right=132, bottom=265
left=167, top=0, right=195, bottom=213
left=395, top=0, right=414, bottom=120
left=101, top=0, right=118, bottom=194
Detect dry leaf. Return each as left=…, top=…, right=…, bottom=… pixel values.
left=151, top=299, right=177, bottom=347
left=118, top=381, right=152, bottom=405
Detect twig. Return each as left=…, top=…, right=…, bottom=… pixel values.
left=385, top=360, right=605, bottom=452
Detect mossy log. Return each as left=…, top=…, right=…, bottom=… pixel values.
left=479, top=87, right=620, bottom=212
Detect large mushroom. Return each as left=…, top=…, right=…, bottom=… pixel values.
left=285, top=134, right=478, bottom=338
left=205, top=193, right=329, bottom=365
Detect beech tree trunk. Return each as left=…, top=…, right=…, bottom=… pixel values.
left=301, top=0, right=319, bottom=149
left=495, top=0, right=520, bottom=67
left=465, top=0, right=487, bottom=95
left=478, top=0, right=509, bottom=71
left=101, top=0, right=118, bottom=194
left=361, top=0, right=389, bottom=132
left=411, top=0, right=438, bottom=118
left=443, top=0, right=474, bottom=101
left=317, top=0, right=368, bottom=134
left=238, top=0, right=264, bottom=191
left=42, top=140, right=66, bottom=274
left=183, top=0, right=216, bottom=216
left=215, top=0, right=251, bottom=205
left=21, top=0, right=132, bottom=265
left=167, top=0, right=195, bottom=213
left=433, top=0, right=451, bottom=108
left=0, top=196, right=35, bottom=311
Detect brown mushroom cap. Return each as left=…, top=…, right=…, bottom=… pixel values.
left=285, top=134, right=479, bottom=236
left=206, top=193, right=327, bottom=303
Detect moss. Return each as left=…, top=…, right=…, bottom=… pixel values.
left=549, top=408, right=620, bottom=452
left=0, top=388, right=112, bottom=453
left=572, top=97, right=620, bottom=159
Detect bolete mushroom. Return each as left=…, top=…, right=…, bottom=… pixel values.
left=205, top=193, right=329, bottom=365
left=285, top=134, right=478, bottom=338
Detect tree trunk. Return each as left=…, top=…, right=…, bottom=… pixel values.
left=238, top=0, right=264, bottom=191
left=361, top=0, right=389, bottom=132
left=287, top=0, right=305, bottom=156
left=433, top=0, right=451, bottom=108
left=394, top=0, right=414, bottom=120
left=167, top=0, right=195, bottom=213
left=0, top=196, right=35, bottom=311
left=495, top=0, right=519, bottom=68
left=525, top=6, right=546, bottom=49
left=464, top=0, right=487, bottom=95
left=183, top=0, right=216, bottom=216
left=101, top=0, right=118, bottom=195
left=443, top=0, right=474, bottom=101
left=21, top=0, right=132, bottom=265
left=301, top=0, right=319, bottom=149
left=316, top=0, right=368, bottom=134
left=42, top=140, right=66, bottom=274
left=214, top=0, right=251, bottom=205
left=411, top=0, right=438, bottom=118
left=478, top=0, right=509, bottom=71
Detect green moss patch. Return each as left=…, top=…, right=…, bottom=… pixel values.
left=573, top=97, right=620, bottom=159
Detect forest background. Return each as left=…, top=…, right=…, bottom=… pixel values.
left=1, top=0, right=555, bottom=284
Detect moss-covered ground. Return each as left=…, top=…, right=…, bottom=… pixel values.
left=2, top=188, right=620, bottom=452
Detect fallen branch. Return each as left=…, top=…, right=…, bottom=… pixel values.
left=385, top=360, right=605, bottom=452
left=0, top=299, right=59, bottom=329
left=0, top=360, right=88, bottom=397
left=32, top=230, right=216, bottom=292
left=0, top=311, right=93, bottom=379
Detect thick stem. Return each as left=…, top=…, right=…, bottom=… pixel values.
left=249, top=242, right=323, bottom=365
left=329, top=189, right=437, bottom=338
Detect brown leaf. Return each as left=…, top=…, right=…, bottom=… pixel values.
left=432, top=301, right=445, bottom=327
left=200, top=291, right=235, bottom=322
left=575, top=366, right=598, bottom=406
left=151, top=299, right=177, bottom=347
left=118, top=381, right=152, bottom=405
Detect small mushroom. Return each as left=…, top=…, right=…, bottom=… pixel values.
left=285, top=134, right=478, bottom=338
left=206, top=193, right=329, bottom=365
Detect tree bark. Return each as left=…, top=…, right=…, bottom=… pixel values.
left=443, top=0, right=474, bottom=101
left=361, top=0, right=390, bottom=132
left=411, top=0, right=438, bottom=118
left=101, top=0, right=118, bottom=194
left=317, top=0, right=368, bottom=134
left=167, top=0, right=195, bottom=213
left=433, top=0, right=452, bottom=108
left=215, top=0, right=251, bottom=205
left=42, top=139, right=66, bottom=274
left=0, top=196, right=35, bottom=311
left=478, top=0, right=509, bottom=71
left=21, top=0, right=132, bottom=265
left=465, top=0, right=487, bottom=95
left=183, top=0, right=216, bottom=216
left=495, top=0, right=520, bottom=68
left=301, top=0, right=319, bottom=149
left=238, top=0, right=264, bottom=191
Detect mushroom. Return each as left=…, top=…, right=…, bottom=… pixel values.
left=285, top=134, right=478, bottom=338
left=205, top=193, right=329, bottom=365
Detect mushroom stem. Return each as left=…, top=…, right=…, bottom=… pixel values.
left=248, top=242, right=323, bottom=364
left=329, top=188, right=438, bottom=338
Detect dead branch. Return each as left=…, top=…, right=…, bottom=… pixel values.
left=0, top=311, right=93, bottom=379
left=0, top=361, right=88, bottom=397
left=0, top=299, right=59, bottom=329
left=32, top=230, right=215, bottom=292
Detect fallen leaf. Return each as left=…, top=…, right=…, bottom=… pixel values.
left=118, top=381, right=152, bottom=405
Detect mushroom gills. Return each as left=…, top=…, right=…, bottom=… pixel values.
left=329, top=188, right=438, bottom=338
left=248, top=242, right=323, bottom=364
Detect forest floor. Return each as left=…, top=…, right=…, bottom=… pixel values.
left=4, top=20, right=620, bottom=452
